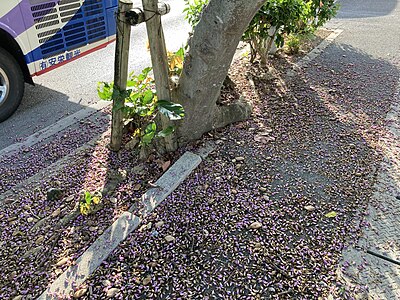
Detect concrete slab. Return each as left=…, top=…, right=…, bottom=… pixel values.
left=37, top=212, right=141, bottom=300
left=136, top=151, right=202, bottom=214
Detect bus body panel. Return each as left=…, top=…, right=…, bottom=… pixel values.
left=0, top=0, right=118, bottom=76
left=0, top=0, right=117, bottom=121
left=0, top=2, right=37, bottom=74
left=0, top=1, right=25, bottom=38
left=0, top=23, right=37, bottom=74
left=0, top=1, right=22, bottom=19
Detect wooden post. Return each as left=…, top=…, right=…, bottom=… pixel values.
left=110, top=0, right=133, bottom=151
left=142, top=0, right=176, bottom=152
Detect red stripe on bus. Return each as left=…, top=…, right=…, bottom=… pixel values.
left=32, top=39, right=116, bottom=76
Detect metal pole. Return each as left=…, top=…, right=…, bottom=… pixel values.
left=367, top=249, right=400, bottom=266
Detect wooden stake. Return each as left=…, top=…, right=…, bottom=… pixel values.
left=110, top=0, right=133, bottom=151
left=142, top=0, right=176, bottom=152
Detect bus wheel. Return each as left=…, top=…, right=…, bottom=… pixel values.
left=0, top=47, right=24, bottom=122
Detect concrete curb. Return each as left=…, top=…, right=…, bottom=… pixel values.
left=0, top=130, right=109, bottom=204
left=294, top=29, right=343, bottom=69
left=0, top=100, right=111, bottom=159
left=37, top=150, right=207, bottom=299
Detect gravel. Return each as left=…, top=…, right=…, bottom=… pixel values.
left=1, top=33, right=398, bottom=299
left=0, top=129, right=166, bottom=299
left=75, top=44, right=397, bottom=299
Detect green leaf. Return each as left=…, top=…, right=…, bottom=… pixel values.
left=145, top=122, right=156, bottom=133
left=142, top=122, right=157, bottom=145
left=84, top=191, right=92, bottom=205
left=325, top=211, right=337, bottom=218
left=176, top=47, right=185, bottom=60
left=127, top=79, right=137, bottom=87
left=137, top=67, right=152, bottom=82
left=97, top=82, right=113, bottom=100
left=142, top=89, right=155, bottom=105
left=137, top=73, right=146, bottom=82
left=156, top=126, right=175, bottom=138
left=142, top=67, right=152, bottom=77
left=128, top=92, right=141, bottom=102
left=157, top=100, right=185, bottom=120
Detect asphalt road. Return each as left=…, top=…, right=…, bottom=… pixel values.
left=332, top=0, right=400, bottom=61
left=0, top=0, right=190, bottom=150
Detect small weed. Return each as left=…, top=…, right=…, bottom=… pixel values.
left=285, top=34, right=301, bottom=54
left=79, top=190, right=102, bottom=215
left=167, top=47, right=184, bottom=77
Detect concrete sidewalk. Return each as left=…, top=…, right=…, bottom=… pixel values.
left=337, top=90, right=400, bottom=299
left=327, top=0, right=400, bottom=298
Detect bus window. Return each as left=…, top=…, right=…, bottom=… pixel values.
left=0, top=0, right=118, bottom=122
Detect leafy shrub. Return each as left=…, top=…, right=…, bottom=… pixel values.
left=285, top=33, right=301, bottom=54
left=182, top=0, right=338, bottom=65
left=243, top=0, right=339, bottom=64
left=97, top=67, right=184, bottom=149
left=243, top=0, right=305, bottom=64
left=303, top=0, right=339, bottom=32
left=183, top=0, right=209, bottom=29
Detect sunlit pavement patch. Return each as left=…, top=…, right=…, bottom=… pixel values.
left=337, top=81, right=400, bottom=299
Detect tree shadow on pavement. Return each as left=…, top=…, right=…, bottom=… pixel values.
left=53, top=42, right=400, bottom=299
left=1, top=84, right=92, bottom=150
left=246, top=40, right=400, bottom=298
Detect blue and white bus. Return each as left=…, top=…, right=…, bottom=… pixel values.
left=0, top=0, right=118, bottom=121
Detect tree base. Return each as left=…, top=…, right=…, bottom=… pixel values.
left=176, top=95, right=252, bottom=146
left=214, top=96, right=253, bottom=129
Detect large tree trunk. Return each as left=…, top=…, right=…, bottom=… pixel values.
left=174, top=0, right=265, bottom=145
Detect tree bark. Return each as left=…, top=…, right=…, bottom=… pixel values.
left=174, top=0, right=265, bottom=145
left=110, top=0, right=133, bottom=151
left=142, top=0, right=176, bottom=152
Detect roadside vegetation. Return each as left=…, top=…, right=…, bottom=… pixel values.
left=98, top=0, right=339, bottom=157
